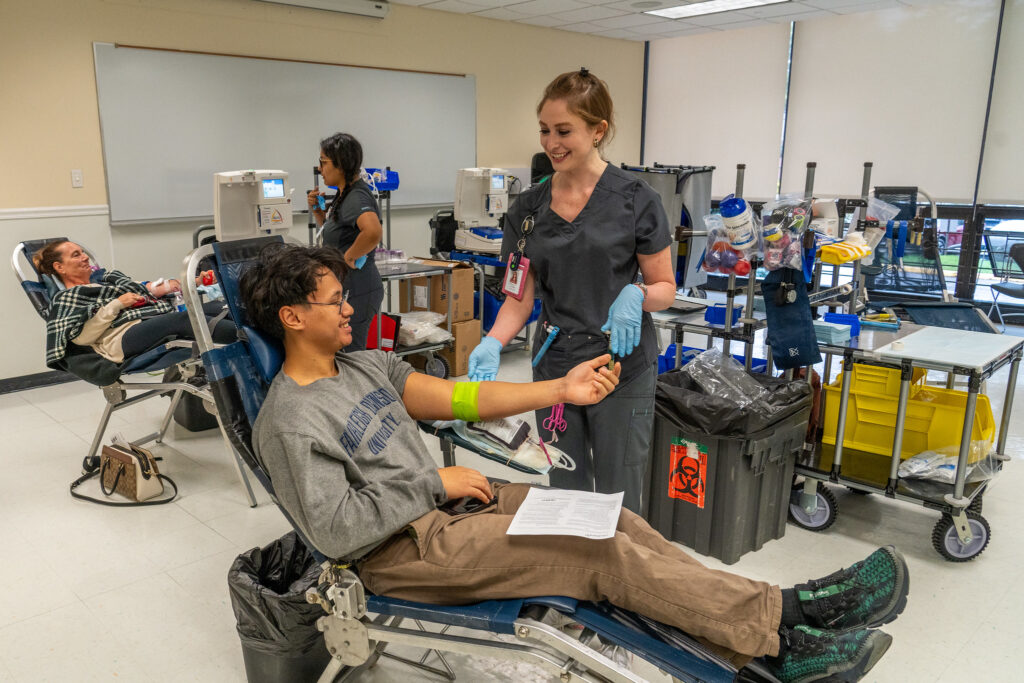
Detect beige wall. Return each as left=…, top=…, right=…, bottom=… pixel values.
left=0, top=0, right=643, bottom=381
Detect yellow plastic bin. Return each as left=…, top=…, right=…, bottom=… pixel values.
left=822, top=366, right=994, bottom=463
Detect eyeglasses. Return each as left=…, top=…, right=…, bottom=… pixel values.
left=305, top=289, right=350, bottom=313
left=318, top=157, right=331, bottom=167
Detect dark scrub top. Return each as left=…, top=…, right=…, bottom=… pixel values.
left=322, top=178, right=383, bottom=296
left=500, top=163, right=671, bottom=385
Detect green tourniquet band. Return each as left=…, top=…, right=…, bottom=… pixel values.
left=452, top=381, right=482, bottom=422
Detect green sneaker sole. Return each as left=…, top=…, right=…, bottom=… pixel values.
left=817, top=630, right=893, bottom=683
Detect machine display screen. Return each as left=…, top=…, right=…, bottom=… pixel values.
left=262, top=178, right=285, bottom=198
left=490, top=174, right=505, bottom=191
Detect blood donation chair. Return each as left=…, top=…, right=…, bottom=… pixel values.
left=183, top=236, right=780, bottom=683
left=12, top=238, right=257, bottom=506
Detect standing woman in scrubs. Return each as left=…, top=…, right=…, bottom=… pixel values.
left=308, top=133, right=384, bottom=352
left=468, top=69, right=676, bottom=513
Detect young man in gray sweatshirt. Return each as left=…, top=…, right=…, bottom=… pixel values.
left=242, top=243, right=907, bottom=683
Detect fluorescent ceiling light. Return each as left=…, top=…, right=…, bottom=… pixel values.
left=646, top=0, right=789, bottom=19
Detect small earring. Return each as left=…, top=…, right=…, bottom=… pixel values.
left=593, top=139, right=599, bottom=147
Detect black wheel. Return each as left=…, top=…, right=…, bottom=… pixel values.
left=788, top=483, right=838, bottom=531
left=968, top=495, right=983, bottom=514
left=423, top=353, right=450, bottom=379
left=932, top=512, right=990, bottom=562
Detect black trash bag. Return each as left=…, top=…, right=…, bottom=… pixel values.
left=228, top=531, right=325, bottom=656
left=655, top=369, right=810, bottom=438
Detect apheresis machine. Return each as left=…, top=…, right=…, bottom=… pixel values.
left=214, top=170, right=293, bottom=242
left=453, top=167, right=510, bottom=254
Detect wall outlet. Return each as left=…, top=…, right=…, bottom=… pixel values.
left=71, top=169, right=84, bottom=188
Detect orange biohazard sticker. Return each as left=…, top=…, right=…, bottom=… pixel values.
left=668, top=437, right=707, bottom=508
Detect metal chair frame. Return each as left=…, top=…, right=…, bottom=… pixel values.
left=12, top=239, right=256, bottom=506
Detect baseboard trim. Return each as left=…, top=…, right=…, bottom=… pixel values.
left=0, top=205, right=109, bottom=221
left=0, top=370, right=78, bottom=395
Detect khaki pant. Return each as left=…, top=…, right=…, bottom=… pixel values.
left=359, top=483, right=781, bottom=663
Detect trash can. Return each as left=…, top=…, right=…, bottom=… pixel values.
left=645, top=370, right=811, bottom=565
left=228, top=531, right=331, bottom=683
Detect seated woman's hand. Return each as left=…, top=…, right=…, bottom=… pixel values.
left=117, top=292, right=147, bottom=308
left=561, top=355, right=621, bottom=406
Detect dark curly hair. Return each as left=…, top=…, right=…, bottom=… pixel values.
left=239, top=243, right=348, bottom=340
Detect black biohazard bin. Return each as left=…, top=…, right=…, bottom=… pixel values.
left=645, top=370, right=811, bottom=565
left=228, top=531, right=331, bottom=683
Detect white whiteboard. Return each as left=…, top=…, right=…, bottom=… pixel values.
left=93, top=43, right=476, bottom=223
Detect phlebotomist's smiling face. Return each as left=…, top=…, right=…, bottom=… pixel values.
left=538, top=98, right=605, bottom=173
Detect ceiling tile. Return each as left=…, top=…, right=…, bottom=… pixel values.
left=600, top=0, right=683, bottom=14
left=505, top=0, right=592, bottom=15
left=549, top=5, right=627, bottom=22
left=743, top=1, right=818, bottom=18
left=473, top=6, right=531, bottom=19
left=421, top=0, right=486, bottom=13
left=681, top=10, right=757, bottom=27
left=762, top=8, right=832, bottom=22
left=389, top=0, right=437, bottom=5
left=830, top=0, right=902, bottom=13
left=593, top=28, right=647, bottom=39
left=801, top=0, right=877, bottom=9
left=632, top=18, right=705, bottom=34
left=591, top=12, right=667, bottom=29
left=558, top=20, right=608, bottom=32
left=514, top=13, right=569, bottom=26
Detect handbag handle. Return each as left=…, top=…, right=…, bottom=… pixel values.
left=70, top=468, right=179, bottom=507
left=99, top=459, right=125, bottom=496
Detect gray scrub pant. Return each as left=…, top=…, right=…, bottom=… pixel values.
left=536, top=362, right=657, bottom=515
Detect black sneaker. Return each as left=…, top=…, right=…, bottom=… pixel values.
left=767, top=625, right=892, bottom=683
left=793, top=546, right=909, bottom=631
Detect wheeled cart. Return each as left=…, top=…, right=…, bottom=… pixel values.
left=792, top=325, right=1022, bottom=562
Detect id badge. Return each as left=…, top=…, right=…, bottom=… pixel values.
left=502, top=256, right=530, bottom=300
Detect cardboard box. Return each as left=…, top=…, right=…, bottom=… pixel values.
left=398, top=258, right=475, bottom=323
left=439, top=318, right=482, bottom=377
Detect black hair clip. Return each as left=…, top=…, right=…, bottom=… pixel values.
left=579, top=67, right=589, bottom=77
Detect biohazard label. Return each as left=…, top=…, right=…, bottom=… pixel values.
left=668, top=437, right=707, bottom=509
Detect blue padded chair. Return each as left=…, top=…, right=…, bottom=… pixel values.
left=183, top=236, right=779, bottom=683
left=12, top=239, right=257, bottom=506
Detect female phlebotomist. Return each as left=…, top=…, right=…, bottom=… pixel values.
left=308, top=133, right=384, bottom=352
left=468, top=69, right=676, bottom=513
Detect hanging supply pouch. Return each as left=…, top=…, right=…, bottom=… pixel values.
left=701, top=214, right=753, bottom=277
left=761, top=194, right=812, bottom=272
left=761, top=268, right=822, bottom=370
left=503, top=214, right=534, bottom=300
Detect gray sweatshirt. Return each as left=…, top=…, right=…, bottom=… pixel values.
left=252, top=351, right=447, bottom=560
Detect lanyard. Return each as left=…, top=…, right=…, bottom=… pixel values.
left=509, top=214, right=534, bottom=271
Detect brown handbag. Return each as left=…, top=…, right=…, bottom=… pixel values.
left=70, top=442, right=177, bottom=506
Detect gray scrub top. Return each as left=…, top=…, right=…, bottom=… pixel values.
left=323, top=179, right=383, bottom=295
left=501, top=163, right=671, bottom=384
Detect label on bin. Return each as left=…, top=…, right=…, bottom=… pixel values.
left=669, top=437, right=707, bottom=509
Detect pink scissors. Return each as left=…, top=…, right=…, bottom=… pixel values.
left=543, top=403, right=567, bottom=433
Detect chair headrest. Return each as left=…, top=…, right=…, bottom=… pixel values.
left=212, top=236, right=284, bottom=330
left=242, top=325, right=284, bottom=385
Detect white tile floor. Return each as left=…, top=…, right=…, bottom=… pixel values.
left=0, top=336, right=1022, bottom=682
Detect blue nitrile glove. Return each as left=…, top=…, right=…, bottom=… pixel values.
left=353, top=255, right=367, bottom=269
left=468, top=336, right=503, bottom=381
left=601, top=284, right=645, bottom=357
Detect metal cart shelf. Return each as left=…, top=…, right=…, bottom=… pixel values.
left=794, top=324, right=1022, bottom=561
left=378, top=261, right=457, bottom=377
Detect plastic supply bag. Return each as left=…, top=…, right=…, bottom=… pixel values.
left=761, top=194, right=812, bottom=271
left=898, top=443, right=997, bottom=485
left=701, top=214, right=754, bottom=276
left=680, top=348, right=771, bottom=412
left=397, top=311, right=452, bottom=346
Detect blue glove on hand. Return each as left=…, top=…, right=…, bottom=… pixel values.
left=353, top=255, right=367, bottom=269
left=601, top=284, right=645, bottom=357
left=468, top=336, right=503, bottom=382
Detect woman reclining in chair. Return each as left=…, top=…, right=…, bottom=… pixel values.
left=35, top=239, right=236, bottom=369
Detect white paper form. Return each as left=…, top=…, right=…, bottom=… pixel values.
left=506, top=488, right=623, bottom=540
